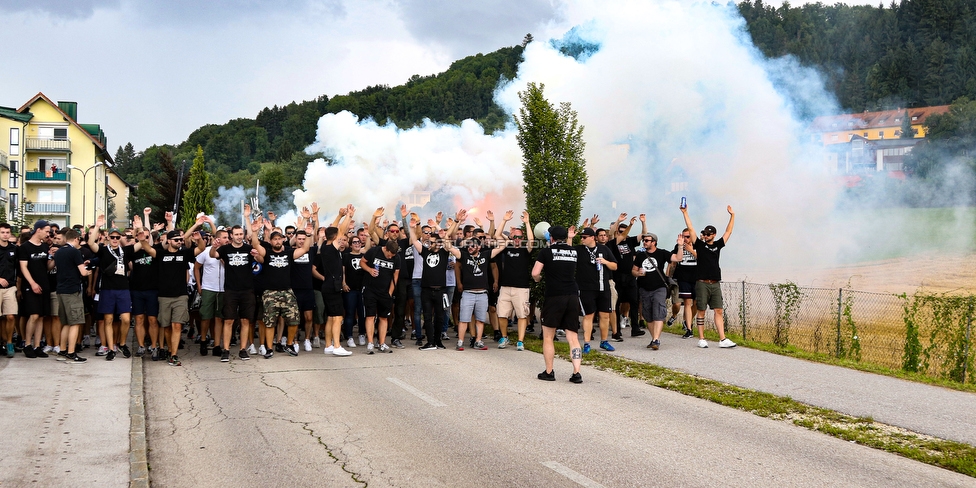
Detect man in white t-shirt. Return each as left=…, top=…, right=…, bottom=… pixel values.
left=195, top=229, right=228, bottom=357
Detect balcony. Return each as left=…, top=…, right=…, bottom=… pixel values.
left=0, top=149, right=7, bottom=170
left=24, top=202, right=68, bottom=214
left=26, top=171, right=69, bottom=182
left=26, top=137, right=71, bottom=152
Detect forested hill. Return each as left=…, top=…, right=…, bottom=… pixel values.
left=118, top=0, right=976, bottom=213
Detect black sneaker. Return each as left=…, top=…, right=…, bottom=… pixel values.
left=274, top=343, right=284, bottom=353
left=493, top=330, right=502, bottom=342
left=537, top=370, right=555, bottom=381
left=106, top=350, right=116, bottom=361
left=68, top=353, right=87, bottom=363
left=419, top=343, right=437, bottom=351
left=220, top=350, right=230, bottom=362
left=35, top=348, right=49, bottom=358
left=631, top=329, right=646, bottom=337
left=239, top=349, right=250, bottom=361
left=569, top=372, right=582, bottom=384
left=213, top=346, right=222, bottom=356
left=392, top=339, right=404, bottom=349
left=647, top=340, right=660, bottom=350
left=612, top=332, right=624, bottom=342
left=264, top=350, right=274, bottom=359
left=682, top=328, right=693, bottom=339
left=167, top=355, right=181, bottom=366
left=119, top=345, right=131, bottom=358
left=23, top=345, right=37, bottom=358
left=415, top=338, right=424, bottom=346
left=667, top=316, right=677, bottom=327
left=57, top=350, right=69, bottom=361
left=435, top=343, right=446, bottom=349
left=286, top=344, right=298, bottom=356
left=151, top=347, right=160, bottom=361
left=200, top=342, right=208, bottom=356
left=468, top=337, right=476, bottom=348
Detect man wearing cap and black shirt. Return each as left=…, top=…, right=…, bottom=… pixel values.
left=87, top=214, right=144, bottom=360
left=493, top=210, right=535, bottom=351
left=531, top=225, right=584, bottom=384
left=681, top=204, right=737, bottom=349
left=318, top=205, right=354, bottom=356
left=611, top=213, right=646, bottom=337
left=143, top=216, right=209, bottom=366
left=409, top=211, right=462, bottom=351
left=210, top=210, right=265, bottom=362
left=54, top=229, right=93, bottom=363
left=576, top=226, right=618, bottom=354
left=18, top=220, right=54, bottom=358
left=632, top=233, right=682, bottom=350
left=257, top=226, right=315, bottom=358
left=360, top=238, right=400, bottom=354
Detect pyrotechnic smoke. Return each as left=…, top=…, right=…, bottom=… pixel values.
left=293, top=0, right=957, bottom=282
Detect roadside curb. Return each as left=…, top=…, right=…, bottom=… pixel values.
left=129, top=355, right=149, bottom=487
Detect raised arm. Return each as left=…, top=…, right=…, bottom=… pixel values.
left=523, top=211, right=535, bottom=251
left=723, top=205, right=735, bottom=243
left=485, top=210, right=496, bottom=237
left=681, top=206, right=696, bottom=244
left=87, top=215, right=105, bottom=253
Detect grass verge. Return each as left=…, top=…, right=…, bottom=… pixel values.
left=521, top=335, right=976, bottom=477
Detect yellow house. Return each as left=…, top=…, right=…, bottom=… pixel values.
left=809, top=105, right=949, bottom=146
left=0, top=105, right=32, bottom=219
left=10, top=92, right=118, bottom=228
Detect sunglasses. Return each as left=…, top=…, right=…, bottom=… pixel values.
left=388, top=229, right=400, bottom=233
left=170, top=238, right=184, bottom=242
left=422, top=231, right=432, bottom=235
left=109, top=236, right=121, bottom=240
left=702, top=232, right=715, bottom=236
left=351, top=240, right=361, bottom=245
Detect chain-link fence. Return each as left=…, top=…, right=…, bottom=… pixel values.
left=712, top=282, right=976, bottom=384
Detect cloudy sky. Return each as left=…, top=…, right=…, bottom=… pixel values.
left=0, top=0, right=872, bottom=153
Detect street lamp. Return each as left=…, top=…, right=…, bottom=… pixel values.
left=68, top=162, right=104, bottom=227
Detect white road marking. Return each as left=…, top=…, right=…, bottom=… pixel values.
left=541, top=461, right=606, bottom=488
left=386, top=377, right=447, bottom=407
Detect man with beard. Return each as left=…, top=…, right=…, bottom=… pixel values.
left=493, top=211, right=534, bottom=351
left=611, top=214, right=647, bottom=337
left=318, top=205, right=354, bottom=356
left=682, top=204, right=737, bottom=349
left=576, top=226, right=618, bottom=354
left=360, top=238, right=400, bottom=354
left=195, top=228, right=228, bottom=356
left=256, top=221, right=315, bottom=358
left=409, top=211, right=462, bottom=350
left=141, top=216, right=209, bottom=366
left=53, top=229, right=93, bottom=363
left=632, top=233, right=682, bottom=350
left=18, top=220, right=54, bottom=358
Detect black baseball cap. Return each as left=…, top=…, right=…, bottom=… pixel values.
left=549, top=225, right=568, bottom=240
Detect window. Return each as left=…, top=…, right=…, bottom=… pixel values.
left=38, top=158, right=66, bottom=173
left=37, top=127, right=68, bottom=140
left=878, top=131, right=884, bottom=139
left=8, top=160, right=17, bottom=188
left=8, top=128, right=18, bottom=156
left=831, top=134, right=839, bottom=141
left=912, top=116, right=918, bottom=121
left=37, top=189, right=66, bottom=203
left=8, top=194, right=17, bottom=217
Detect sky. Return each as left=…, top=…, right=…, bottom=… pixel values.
left=0, top=0, right=878, bottom=154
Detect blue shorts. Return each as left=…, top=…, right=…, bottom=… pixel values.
left=130, top=289, right=159, bottom=317
left=98, top=289, right=132, bottom=315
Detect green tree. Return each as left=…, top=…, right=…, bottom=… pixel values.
left=179, top=146, right=214, bottom=230
left=900, top=109, right=918, bottom=138
left=515, top=82, right=587, bottom=229
left=113, top=142, right=137, bottom=179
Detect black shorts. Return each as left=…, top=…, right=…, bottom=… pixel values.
left=488, top=288, right=498, bottom=307
left=615, top=278, right=639, bottom=305
left=131, top=289, right=160, bottom=316
left=579, top=289, right=612, bottom=315
left=22, top=288, right=52, bottom=317
left=541, top=294, right=581, bottom=332
left=678, top=280, right=696, bottom=300
left=363, top=288, right=392, bottom=318
left=223, top=289, right=256, bottom=321
left=322, top=290, right=344, bottom=317
left=294, top=289, right=316, bottom=312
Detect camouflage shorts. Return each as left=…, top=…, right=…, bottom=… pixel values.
left=261, top=290, right=300, bottom=327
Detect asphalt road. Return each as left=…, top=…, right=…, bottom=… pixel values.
left=143, top=344, right=974, bottom=488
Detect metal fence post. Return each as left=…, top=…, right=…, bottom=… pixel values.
left=965, top=297, right=973, bottom=383
left=741, top=280, right=747, bottom=340
left=837, top=288, right=843, bottom=358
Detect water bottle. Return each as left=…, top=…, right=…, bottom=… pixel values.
left=680, top=196, right=687, bottom=209
left=596, top=253, right=602, bottom=271
left=442, top=293, right=450, bottom=309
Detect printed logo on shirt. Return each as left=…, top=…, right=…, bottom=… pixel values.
left=162, top=255, right=185, bottom=262
left=679, top=250, right=696, bottom=266
left=404, top=246, right=414, bottom=260
left=351, top=258, right=362, bottom=271
left=641, top=257, right=657, bottom=273
left=425, top=253, right=440, bottom=268
left=268, top=254, right=289, bottom=268
left=617, top=244, right=631, bottom=256
left=375, top=259, right=394, bottom=270
left=466, top=255, right=486, bottom=276
left=294, top=253, right=310, bottom=263
left=226, top=252, right=249, bottom=266
left=552, top=249, right=577, bottom=262
left=134, top=255, right=152, bottom=266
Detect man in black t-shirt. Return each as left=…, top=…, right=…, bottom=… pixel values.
left=611, top=214, right=646, bottom=337
left=141, top=216, right=208, bottom=366
left=360, top=239, right=400, bottom=354
left=256, top=227, right=314, bottom=358
left=53, top=229, right=92, bottom=363
left=682, top=204, right=736, bottom=349
left=670, top=228, right=698, bottom=338
left=318, top=210, right=355, bottom=356
left=0, top=223, right=17, bottom=358
left=576, top=227, right=618, bottom=354
left=409, top=214, right=461, bottom=351
left=632, top=233, right=681, bottom=350
left=18, top=220, right=54, bottom=358
left=493, top=211, right=534, bottom=351
left=211, top=214, right=266, bottom=362
left=531, top=225, right=584, bottom=384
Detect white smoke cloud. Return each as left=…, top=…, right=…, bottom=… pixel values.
left=293, top=0, right=866, bottom=279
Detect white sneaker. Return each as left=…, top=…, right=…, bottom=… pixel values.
left=42, top=345, right=54, bottom=353
left=96, top=346, right=109, bottom=356
left=698, top=339, right=708, bottom=348
left=259, top=345, right=267, bottom=356
left=247, top=344, right=257, bottom=355
left=280, top=336, right=287, bottom=346
left=293, top=343, right=300, bottom=354
left=323, top=345, right=335, bottom=355
left=304, top=339, right=312, bottom=352
left=379, top=343, right=391, bottom=353
left=346, top=337, right=356, bottom=348
left=366, top=343, right=375, bottom=354
left=52, top=346, right=61, bottom=354
left=556, top=329, right=565, bottom=337
left=358, top=334, right=366, bottom=346
left=719, top=338, right=737, bottom=348
left=312, top=336, right=321, bottom=348
left=621, top=317, right=630, bottom=328
left=333, top=347, right=352, bottom=356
